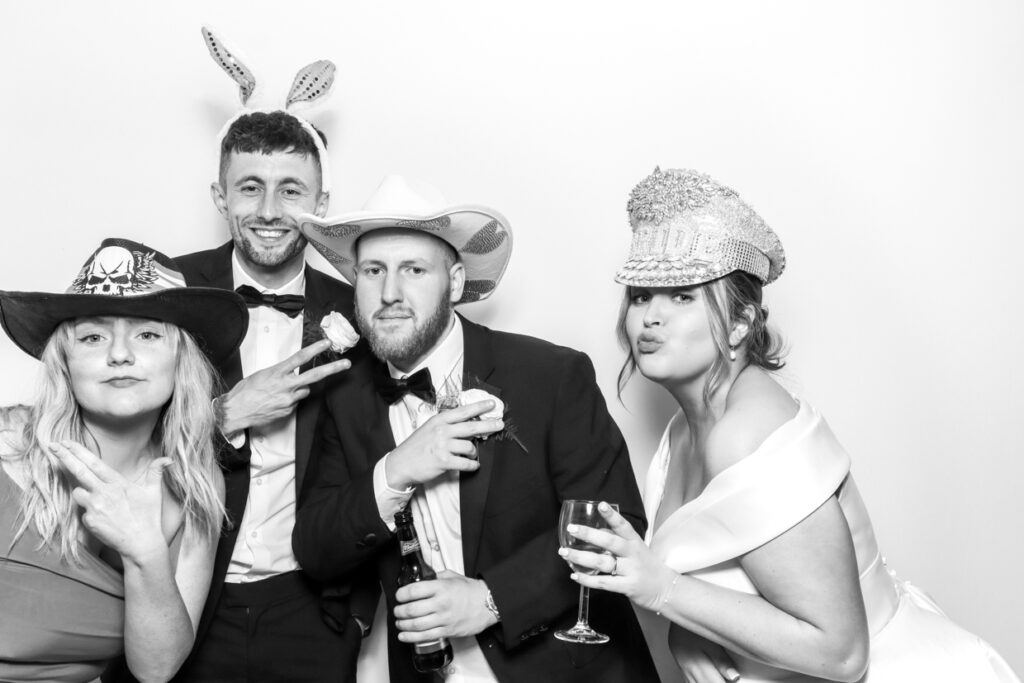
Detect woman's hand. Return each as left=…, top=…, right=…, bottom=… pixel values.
left=669, top=626, right=741, bottom=683
left=558, top=501, right=678, bottom=611
left=50, top=440, right=168, bottom=565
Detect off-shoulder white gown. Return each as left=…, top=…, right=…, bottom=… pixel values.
left=644, top=400, right=1019, bottom=682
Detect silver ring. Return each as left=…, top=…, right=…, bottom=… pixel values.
left=611, top=556, right=618, bottom=575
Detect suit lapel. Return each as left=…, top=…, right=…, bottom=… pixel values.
left=294, top=265, right=325, bottom=493
left=458, top=317, right=498, bottom=577
left=365, top=359, right=399, bottom=469
left=196, top=243, right=244, bottom=388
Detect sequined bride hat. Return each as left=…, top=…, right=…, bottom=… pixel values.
left=616, top=167, right=786, bottom=287
left=201, top=26, right=336, bottom=188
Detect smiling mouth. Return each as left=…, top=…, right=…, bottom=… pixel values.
left=250, top=227, right=291, bottom=240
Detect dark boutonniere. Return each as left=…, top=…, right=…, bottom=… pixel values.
left=436, top=376, right=528, bottom=453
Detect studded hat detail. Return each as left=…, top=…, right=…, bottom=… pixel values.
left=616, top=167, right=785, bottom=288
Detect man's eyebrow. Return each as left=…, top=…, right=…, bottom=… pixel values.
left=232, top=175, right=312, bottom=189
left=278, top=176, right=312, bottom=189
left=233, top=175, right=266, bottom=187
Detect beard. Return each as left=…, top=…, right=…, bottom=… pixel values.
left=356, top=294, right=454, bottom=370
left=231, top=220, right=308, bottom=268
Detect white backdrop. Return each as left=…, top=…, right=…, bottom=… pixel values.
left=1, top=1, right=1021, bottom=679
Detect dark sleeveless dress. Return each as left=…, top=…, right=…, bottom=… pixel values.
left=0, top=465, right=125, bottom=682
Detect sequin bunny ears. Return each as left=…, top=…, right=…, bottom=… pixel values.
left=615, top=167, right=786, bottom=288
left=202, top=26, right=337, bottom=189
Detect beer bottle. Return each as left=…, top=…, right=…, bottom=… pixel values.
left=395, top=507, right=454, bottom=673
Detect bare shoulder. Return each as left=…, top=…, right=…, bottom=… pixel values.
left=161, top=466, right=226, bottom=544
left=705, top=370, right=798, bottom=478
left=0, top=404, right=31, bottom=460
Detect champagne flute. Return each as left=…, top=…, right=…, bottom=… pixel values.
left=555, top=499, right=617, bottom=644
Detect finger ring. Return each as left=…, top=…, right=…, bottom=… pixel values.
left=611, top=556, right=618, bottom=575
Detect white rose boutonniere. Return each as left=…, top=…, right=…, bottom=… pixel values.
left=320, top=311, right=360, bottom=353
left=437, top=380, right=528, bottom=453
left=457, top=388, right=505, bottom=421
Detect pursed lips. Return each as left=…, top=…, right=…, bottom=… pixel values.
left=636, top=333, right=663, bottom=353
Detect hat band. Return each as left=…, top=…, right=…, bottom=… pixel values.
left=617, top=223, right=770, bottom=286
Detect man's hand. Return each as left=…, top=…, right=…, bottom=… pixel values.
left=219, top=338, right=350, bottom=434
left=394, top=570, right=497, bottom=642
left=385, top=400, right=503, bottom=490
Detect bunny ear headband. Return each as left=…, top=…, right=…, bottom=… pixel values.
left=202, top=25, right=337, bottom=189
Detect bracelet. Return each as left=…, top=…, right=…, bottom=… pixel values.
left=655, top=574, right=680, bottom=617
left=485, top=588, right=501, bottom=622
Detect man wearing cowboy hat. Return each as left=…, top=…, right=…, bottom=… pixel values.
left=293, top=176, right=658, bottom=682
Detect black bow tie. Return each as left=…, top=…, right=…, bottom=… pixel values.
left=235, top=285, right=305, bottom=318
left=374, top=366, right=435, bottom=405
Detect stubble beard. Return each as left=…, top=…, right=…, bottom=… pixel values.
left=232, top=221, right=308, bottom=269
left=356, top=295, right=454, bottom=370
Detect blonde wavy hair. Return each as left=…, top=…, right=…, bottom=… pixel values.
left=6, top=320, right=225, bottom=563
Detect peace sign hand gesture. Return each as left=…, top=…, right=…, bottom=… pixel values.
left=50, top=440, right=169, bottom=566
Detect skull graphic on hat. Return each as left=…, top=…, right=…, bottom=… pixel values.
left=71, top=246, right=157, bottom=296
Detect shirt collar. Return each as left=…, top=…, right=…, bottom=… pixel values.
left=388, top=315, right=464, bottom=394
left=231, top=250, right=306, bottom=296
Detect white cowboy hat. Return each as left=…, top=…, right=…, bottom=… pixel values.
left=299, top=175, right=512, bottom=303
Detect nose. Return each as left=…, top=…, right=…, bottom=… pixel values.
left=381, top=271, right=402, bottom=304
left=107, top=330, right=135, bottom=366
left=258, top=190, right=283, bottom=222
left=642, top=296, right=664, bottom=327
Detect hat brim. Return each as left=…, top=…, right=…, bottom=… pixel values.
left=0, top=288, right=248, bottom=365
left=300, top=204, right=512, bottom=303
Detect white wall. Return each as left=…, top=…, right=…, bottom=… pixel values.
left=1, top=1, right=1020, bottom=678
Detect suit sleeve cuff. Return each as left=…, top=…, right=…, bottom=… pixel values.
left=373, top=453, right=414, bottom=531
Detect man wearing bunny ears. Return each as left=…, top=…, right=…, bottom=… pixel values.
left=171, top=111, right=371, bottom=683
left=104, top=30, right=372, bottom=683
left=293, top=176, right=658, bottom=682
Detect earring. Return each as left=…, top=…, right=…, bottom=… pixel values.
left=728, top=347, right=737, bottom=361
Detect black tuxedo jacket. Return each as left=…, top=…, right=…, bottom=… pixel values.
left=102, top=243, right=369, bottom=683
left=294, top=316, right=658, bottom=683
left=174, top=242, right=375, bottom=647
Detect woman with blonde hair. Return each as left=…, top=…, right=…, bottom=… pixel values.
left=561, top=169, right=1019, bottom=682
left=0, top=238, right=247, bottom=682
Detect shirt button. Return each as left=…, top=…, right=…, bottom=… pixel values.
left=250, top=531, right=258, bottom=539
left=263, top=325, right=270, bottom=333
left=255, top=478, right=263, bottom=486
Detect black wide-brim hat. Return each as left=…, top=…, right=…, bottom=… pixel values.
left=0, top=238, right=247, bottom=364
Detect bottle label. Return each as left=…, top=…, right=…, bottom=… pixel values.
left=414, top=639, right=447, bottom=654
left=400, top=538, right=421, bottom=556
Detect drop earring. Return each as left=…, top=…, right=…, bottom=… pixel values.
left=728, top=346, right=737, bottom=361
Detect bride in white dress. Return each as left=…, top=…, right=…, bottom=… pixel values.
left=561, top=167, right=1019, bottom=682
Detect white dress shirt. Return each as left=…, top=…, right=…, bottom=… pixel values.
left=372, top=316, right=498, bottom=682
left=225, top=252, right=304, bottom=583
